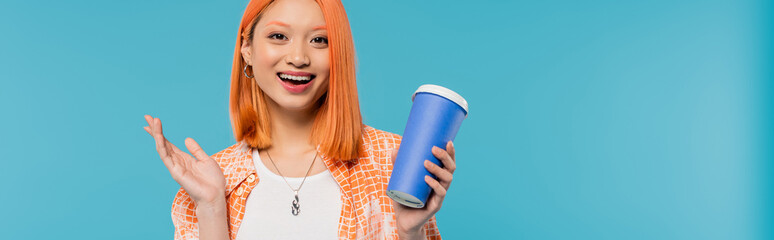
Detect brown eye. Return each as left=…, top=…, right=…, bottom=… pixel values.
left=311, top=37, right=328, bottom=44
left=268, top=33, right=287, bottom=40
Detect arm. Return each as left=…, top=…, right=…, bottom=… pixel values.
left=171, top=188, right=230, bottom=240
left=398, top=215, right=442, bottom=240
left=195, top=198, right=230, bottom=240
left=144, top=115, right=229, bottom=240
left=399, top=228, right=424, bottom=240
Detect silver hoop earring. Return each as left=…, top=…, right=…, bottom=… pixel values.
left=243, top=65, right=254, bottom=78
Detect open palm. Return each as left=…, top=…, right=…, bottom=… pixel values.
left=143, top=115, right=226, bottom=205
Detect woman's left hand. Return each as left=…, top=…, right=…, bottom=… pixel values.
left=391, top=141, right=456, bottom=238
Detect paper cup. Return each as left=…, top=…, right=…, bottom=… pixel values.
left=387, top=84, right=468, bottom=208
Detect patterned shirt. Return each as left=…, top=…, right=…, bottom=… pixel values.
left=171, top=125, right=442, bottom=239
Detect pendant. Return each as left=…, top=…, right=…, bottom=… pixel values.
left=291, top=191, right=300, bottom=216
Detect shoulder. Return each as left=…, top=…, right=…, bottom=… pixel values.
left=361, top=125, right=402, bottom=154
left=210, top=141, right=248, bottom=160
left=208, top=141, right=252, bottom=170
left=208, top=141, right=254, bottom=194
left=358, top=125, right=402, bottom=172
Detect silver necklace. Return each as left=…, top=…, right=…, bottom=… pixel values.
left=265, top=150, right=318, bottom=216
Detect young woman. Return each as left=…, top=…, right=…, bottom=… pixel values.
left=143, top=0, right=457, bottom=239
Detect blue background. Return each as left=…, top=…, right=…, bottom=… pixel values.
left=0, top=0, right=770, bottom=239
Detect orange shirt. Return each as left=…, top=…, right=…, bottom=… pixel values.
left=171, top=125, right=442, bottom=239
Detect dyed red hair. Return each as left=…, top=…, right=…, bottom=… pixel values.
left=229, top=0, right=364, bottom=161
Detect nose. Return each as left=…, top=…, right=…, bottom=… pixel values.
left=285, top=40, right=310, bottom=67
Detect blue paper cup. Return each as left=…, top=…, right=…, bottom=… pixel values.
left=386, top=84, right=468, bottom=208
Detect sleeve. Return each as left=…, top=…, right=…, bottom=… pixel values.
left=422, top=215, right=442, bottom=240
left=171, top=187, right=200, bottom=240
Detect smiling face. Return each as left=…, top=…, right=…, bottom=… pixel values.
left=241, top=0, right=329, bottom=114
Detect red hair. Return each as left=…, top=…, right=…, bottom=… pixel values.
left=229, top=0, right=364, bottom=161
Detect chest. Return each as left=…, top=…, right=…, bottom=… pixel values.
left=234, top=162, right=343, bottom=240
left=223, top=148, right=393, bottom=239
left=257, top=150, right=330, bottom=178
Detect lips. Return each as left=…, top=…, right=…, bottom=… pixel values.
left=276, top=71, right=315, bottom=93
left=277, top=73, right=314, bottom=83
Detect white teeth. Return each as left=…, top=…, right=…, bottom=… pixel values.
left=279, top=73, right=311, bottom=81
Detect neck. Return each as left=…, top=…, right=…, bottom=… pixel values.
left=265, top=98, right=320, bottom=156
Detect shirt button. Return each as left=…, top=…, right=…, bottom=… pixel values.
left=236, top=185, right=245, bottom=195
left=246, top=174, right=256, bottom=183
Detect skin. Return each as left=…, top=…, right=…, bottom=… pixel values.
left=239, top=0, right=331, bottom=178
left=142, top=0, right=456, bottom=239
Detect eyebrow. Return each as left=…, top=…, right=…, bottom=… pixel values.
left=265, top=21, right=326, bottom=30
left=265, top=21, right=289, bottom=27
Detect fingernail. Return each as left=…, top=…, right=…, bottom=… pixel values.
left=424, top=160, right=430, bottom=166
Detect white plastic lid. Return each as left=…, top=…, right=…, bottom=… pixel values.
left=412, top=84, right=469, bottom=115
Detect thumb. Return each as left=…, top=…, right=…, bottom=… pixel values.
left=390, top=147, right=398, bottom=164
left=185, top=137, right=210, bottom=161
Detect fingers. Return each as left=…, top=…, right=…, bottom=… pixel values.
left=424, top=175, right=446, bottom=206
left=425, top=160, right=453, bottom=188
left=144, top=116, right=153, bottom=136
left=432, top=145, right=456, bottom=174
left=390, top=148, right=398, bottom=164
left=447, top=141, right=455, bottom=161
left=150, top=118, right=170, bottom=157
left=144, top=115, right=157, bottom=136
left=185, top=137, right=210, bottom=162
left=424, top=141, right=456, bottom=212
left=144, top=115, right=175, bottom=169
left=153, top=117, right=164, bottom=137
left=144, top=115, right=160, bottom=139
left=144, top=115, right=167, bottom=140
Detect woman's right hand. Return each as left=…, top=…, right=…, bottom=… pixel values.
left=143, top=115, right=226, bottom=206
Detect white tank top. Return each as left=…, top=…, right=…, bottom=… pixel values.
left=234, top=149, right=342, bottom=240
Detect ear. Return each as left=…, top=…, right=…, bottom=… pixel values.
left=240, top=38, right=253, bottom=65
